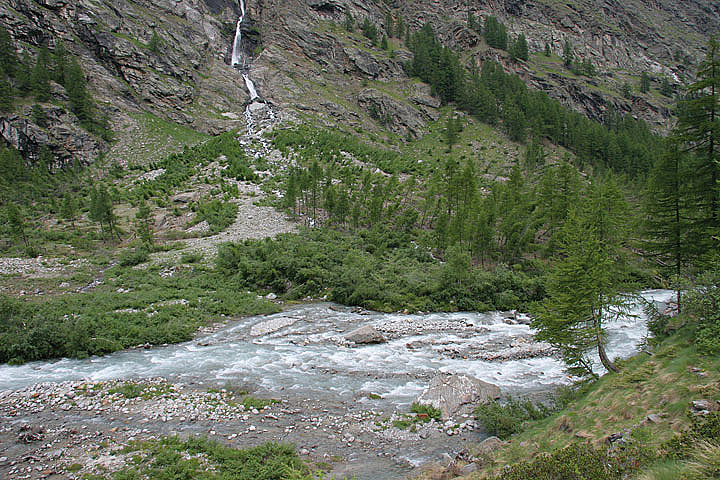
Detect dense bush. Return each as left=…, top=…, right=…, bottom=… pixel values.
left=197, top=199, right=238, bottom=233
left=685, top=268, right=720, bottom=355
left=216, top=227, right=545, bottom=312
left=475, top=397, right=554, bottom=439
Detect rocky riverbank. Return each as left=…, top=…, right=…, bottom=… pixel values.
left=0, top=377, right=484, bottom=480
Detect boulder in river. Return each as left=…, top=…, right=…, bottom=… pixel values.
left=416, top=374, right=501, bottom=418
left=344, top=325, right=385, bottom=344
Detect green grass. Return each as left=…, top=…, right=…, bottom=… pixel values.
left=96, top=437, right=315, bottom=480
left=473, top=328, right=720, bottom=478
left=0, top=263, right=279, bottom=364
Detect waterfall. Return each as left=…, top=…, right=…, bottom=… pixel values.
left=243, top=74, right=259, bottom=100
left=230, top=0, right=246, bottom=67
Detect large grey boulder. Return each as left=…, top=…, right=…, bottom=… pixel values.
left=417, top=374, right=500, bottom=419
left=344, top=325, right=385, bottom=344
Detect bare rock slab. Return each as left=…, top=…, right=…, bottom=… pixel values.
left=344, top=325, right=385, bottom=345
left=417, top=374, right=501, bottom=419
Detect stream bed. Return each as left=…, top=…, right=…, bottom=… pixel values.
left=0, top=290, right=674, bottom=479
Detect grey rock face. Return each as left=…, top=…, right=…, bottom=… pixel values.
left=416, top=374, right=501, bottom=419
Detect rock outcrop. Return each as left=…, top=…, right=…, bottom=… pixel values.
left=417, top=374, right=501, bottom=419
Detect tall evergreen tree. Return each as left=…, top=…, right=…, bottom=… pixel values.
left=384, top=11, right=394, bottom=38
left=562, top=39, right=573, bottom=67
left=643, top=142, right=698, bottom=312
left=30, top=47, right=52, bottom=102
left=53, top=40, right=68, bottom=84
left=533, top=176, right=630, bottom=378
left=0, top=27, right=17, bottom=78
left=483, top=16, right=507, bottom=50
left=675, top=38, right=720, bottom=233
left=639, top=72, right=651, bottom=93
left=510, top=34, right=529, bottom=61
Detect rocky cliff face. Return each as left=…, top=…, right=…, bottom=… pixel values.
left=0, top=0, right=716, bottom=166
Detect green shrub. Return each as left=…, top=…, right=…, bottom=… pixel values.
left=119, top=247, right=149, bottom=267
left=475, top=397, right=553, bottom=439
left=197, top=199, right=238, bottom=233
left=410, top=402, right=442, bottom=420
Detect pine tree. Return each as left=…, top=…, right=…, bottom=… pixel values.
left=510, top=34, right=529, bottom=61
left=443, top=116, right=460, bottom=151
left=675, top=38, right=720, bottom=232
left=147, top=31, right=162, bottom=54
left=31, top=104, right=47, bottom=127
left=53, top=40, right=67, bottom=84
left=64, top=58, right=94, bottom=126
left=5, top=203, right=29, bottom=249
left=483, top=16, right=507, bottom=50
left=89, top=185, right=117, bottom=241
left=0, top=74, right=12, bottom=112
left=544, top=42, right=551, bottom=57
left=533, top=176, right=630, bottom=378
left=380, top=35, right=388, bottom=51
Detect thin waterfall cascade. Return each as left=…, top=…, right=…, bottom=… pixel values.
left=231, top=0, right=246, bottom=67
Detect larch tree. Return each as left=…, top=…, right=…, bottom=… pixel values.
left=533, top=176, right=630, bottom=378
left=675, top=37, right=720, bottom=239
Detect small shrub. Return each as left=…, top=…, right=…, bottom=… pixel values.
left=410, top=402, right=442, bottom=420
left=119, top=247, right=149, bottom=267
left=475, top=397, right=553, bottom=439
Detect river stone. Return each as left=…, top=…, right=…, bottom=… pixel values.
left=344, top=325, right=385, bottom=344
left=250, top=316, right=299, bottom=336
left=476, top=436, right=504, bottom=456
left=416, top=374, right=500, bottom=418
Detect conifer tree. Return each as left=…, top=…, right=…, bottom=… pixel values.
left=533, top=176, right=630, bottom=378
left=510, top=34, right=529, bottom=61
left=675, top=38, right=720, bottom=231
left=384, top=11, right=394, bottom=38
left=60, top=193, right=78, bottom=228
left=343, top=12, right=354, bottom=32
left=0, top=27, right=17, bottom=78
left=562, top=39, right=573, bottom=67
left=643, top=142, right=697, bottom=312
left=544, top=42, right=551, bottom=57
left=0, top=75, right=12, bottom=112
left=30, top=47, right=52, bottom=102
left=53, top=40, right=67, bottom=84
left=639, top=72, right=651, bottom=93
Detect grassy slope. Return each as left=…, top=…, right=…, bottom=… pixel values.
left=471, top=330, right=720, bottom=479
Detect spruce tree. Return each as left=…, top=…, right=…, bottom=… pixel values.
left=384, top=11, right=394, bottom=38
left=510, top=34, right=529, bottom=61
left=0, top=74, right=12, bottom=112
left=544, top=42, right=551, bottom=57
left=60, top=193, right=78, bottom=228
left=53, top=40, right=67, bottom=84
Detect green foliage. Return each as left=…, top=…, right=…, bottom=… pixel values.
left=147, top=31, right=162, bottom=54
left=405, top=27, right=660, bottom=177
left=240, top=395, right=279, bottom=410
left=484, top=16, right=507, bottom=50
left=410, top=402, right=442, bottom=420
left=107, top=437, right=313, bottom=480
left=544, top=42, right=551, bottom=57
left=640, top=72, right=652, bottom=93
left=661, top=413, right=720, bottom=460
left=31, top=47, right=52, bottom=102
left=89, top=185, right=118, bottom=241
left=0, top=26, right=18, bottom=78
left=486, top=442, right=649, bottom=480
left=31, top=103, right=47, bottom=127
left=197, top=199, right=238, bottom=233
left=509, top=34, right=529, bottom=61
left=0, top=269, right=278, bottom=364
left=216, top=227, right=545, bottom=312
left=119, top=247, right=150, bottom=267
left=685, top=269, right=720, bottom=354
left=361, top=18, right=378, bottom=45
left=475, top=397, right=553, bottom=439
left=562, top=39, right=573, bottom=67
left=468, top=12, right=481, bottom=34
left=533, top=176, right=631, bottom=377
left=342, top=12, right=354, bottom=32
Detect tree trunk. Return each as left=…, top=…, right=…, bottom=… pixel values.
left=597, top=330, right=620, bottom=373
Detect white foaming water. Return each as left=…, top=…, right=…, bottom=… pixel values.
left=243, top=74, right=259, bottom=100
left=0, top=291, right=675, bottom=405
left=230, top=0, right=246, bottom=67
